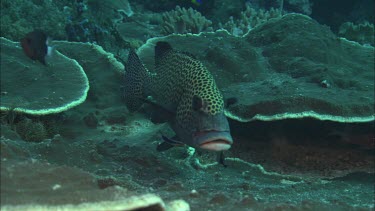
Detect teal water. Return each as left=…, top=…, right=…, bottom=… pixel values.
left=0, top=1, right=374, bottom=210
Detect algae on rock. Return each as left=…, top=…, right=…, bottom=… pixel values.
left=0, top=0, right=66, bottom=40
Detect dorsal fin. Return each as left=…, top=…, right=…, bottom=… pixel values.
left=155, top=42, right=173, bottom=66
left=124, top=49, right=148, bottom=112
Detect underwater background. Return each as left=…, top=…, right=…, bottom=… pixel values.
left=0, top=0, right=374, bottom=210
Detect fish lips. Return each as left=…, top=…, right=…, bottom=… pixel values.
left=193, top=130, right=233, bottom=151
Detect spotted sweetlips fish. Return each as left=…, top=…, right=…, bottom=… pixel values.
left=124, top=42, right=233, bottom=152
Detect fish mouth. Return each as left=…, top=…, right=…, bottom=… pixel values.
left=193, top=130, right=233, bottom=151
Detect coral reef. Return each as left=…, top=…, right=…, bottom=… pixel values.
left=204, top=1, right=246, bottom=24
left=138, top=14, right=374, bottom=123
left=0, top=37, right=89, bottom=115
left=136, top=0, right=200, bottom=13
left=15, top=118, right=47, bottom=142
left=87, top=0, right=133, bottom=18
left=85, top=0, right=133, bottom=29
left=52, top=41, right=124, bottom=110
left=220, top=5, right=282, bottom=36
left=339, top=22, right=374, bottom=46
left=161, top=6, right=213, bottom=35
left=0, top=0, right=67, bottom=40
left=2, top=116, right=373, bottom=210
left=1, top=112, right=61, bottom=142
left=63, top=0, right=131, bottom=61
left=1, top=2, right=374, bottom=211
left=65, top=18, right=109, bottom=43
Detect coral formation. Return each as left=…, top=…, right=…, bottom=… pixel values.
left=220, top=5, right=282, bottom=36
left=1, top=2, right=374, bottom=211
left=338, top=22, right=374, bottom=46
left=52, top=41, right=124, bottom=110
left=3, top=114, right=61, bottom=142
left=0, top=37, right=89, bottom=115
left=65, top=18, right=109, bottom=43
left=161, top=6, right=213, bottom=35
left=87, top=0, right=133, bottom=17
left=0, top=107, right=18, bottom=127
left=15, top=118, right=47, bottom=142
left=138, top=14, right=374, bottom=123
left=136, top=0, right=200, bottom=13
left=85, top=0, right=133, bottom=27
left=0, top=0, right=66, bottom=40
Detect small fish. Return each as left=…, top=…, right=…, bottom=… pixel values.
left=20, top=30, right=52, bottom=65
left=124, top=42, right=233, bottom=152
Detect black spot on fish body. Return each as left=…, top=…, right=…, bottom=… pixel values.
left=192, top=95, right=203, bottom=111
left=155, top=41, right=173, bottom=65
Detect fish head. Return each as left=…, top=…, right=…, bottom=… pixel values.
left=174, top=95, right=233, bottom=151
left=150, top=41, right=233, bottom=151
left=191, top=111, right=233, bottom=151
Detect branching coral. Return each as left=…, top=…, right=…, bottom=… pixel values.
left=220, top=5, right=282, bottom=36
left=161, top=6, right=213, bottom=35
left=339, top=22, right=374, bottom=46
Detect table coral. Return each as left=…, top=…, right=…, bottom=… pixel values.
left=0, top=37, right=89, bottom=115
left=138, top=14, right=374, bottom=123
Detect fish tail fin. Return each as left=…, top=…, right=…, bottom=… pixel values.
left=124, top=49, right=149, bottom=112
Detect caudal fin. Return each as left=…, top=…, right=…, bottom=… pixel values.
left=124, top=50, right=148, bottom=112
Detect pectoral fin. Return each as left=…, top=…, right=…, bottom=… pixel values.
left=139, top=97, right=175, bottom=123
